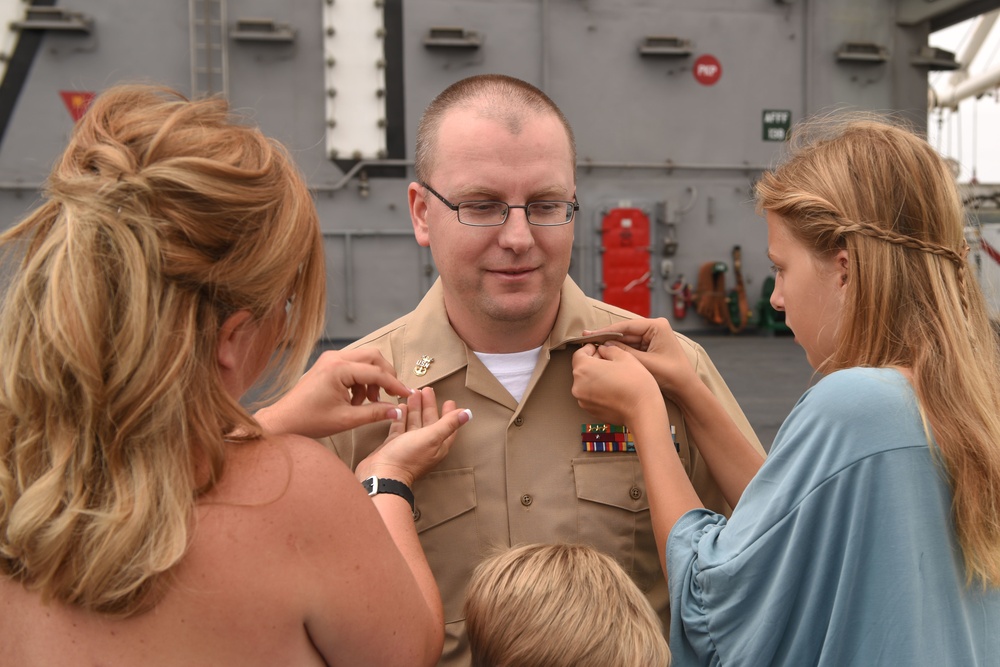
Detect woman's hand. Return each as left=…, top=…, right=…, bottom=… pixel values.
left=356, top=387, right=472, bottom=487
left=256, top=349, right=414, bottom=438
left=572, top=343, right=663, bottom=426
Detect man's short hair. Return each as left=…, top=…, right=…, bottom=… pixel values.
left=413, top=74, right=577, bottom=183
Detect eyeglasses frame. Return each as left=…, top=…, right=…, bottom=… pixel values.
left=419, top=181, right=579, bottom=227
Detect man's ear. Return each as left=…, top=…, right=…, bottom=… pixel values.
left=408, top=182, right=431, bottom=248
left=217, top=310, right=254, bottom=374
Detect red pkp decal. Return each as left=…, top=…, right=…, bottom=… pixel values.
left=693, top=55, right=722, bottom=86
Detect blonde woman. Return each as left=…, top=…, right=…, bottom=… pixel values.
left=464, top=543, right=670, bottom=667
left=0, top=84, right=469, bottom=666
left=572, top=118, right=1000, bottom=665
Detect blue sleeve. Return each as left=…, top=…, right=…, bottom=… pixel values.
left=665, top=369, right=1000, bottom=666
left=667, top=509, right=728, bottom=666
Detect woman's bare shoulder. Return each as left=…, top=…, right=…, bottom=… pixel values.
left=188, top=434, right=396, bottom=614
left=0, top=435, right=375, bottom=667
left=202, top=433, right=377, bottom=536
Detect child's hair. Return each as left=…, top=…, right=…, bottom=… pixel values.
left=464, top=543, right=671, bottom=667
left=0, top=84, right=325, bottom=616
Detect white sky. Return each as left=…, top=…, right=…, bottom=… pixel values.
left=928, top=17, right=1000, bottom=183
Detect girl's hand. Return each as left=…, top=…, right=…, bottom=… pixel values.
left=572, top=343, right=663, bottom=426
left=580, top=318, right=699, bottom=400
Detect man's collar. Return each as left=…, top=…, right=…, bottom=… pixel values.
left=397, top=277, right=613, bottom=385
left=396, top=280, right=469, bottom=387
left=546, top=278, right=612, bottom=350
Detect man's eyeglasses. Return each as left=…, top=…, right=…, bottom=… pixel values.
left=419, top=182, right=578, bottom=227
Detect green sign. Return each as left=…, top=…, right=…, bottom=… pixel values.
left=762, top=109, right=791, bottom=141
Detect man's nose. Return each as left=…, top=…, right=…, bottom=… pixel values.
left=497, top=207, right=535, bottom=252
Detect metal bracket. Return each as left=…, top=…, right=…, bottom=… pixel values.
left=639, top=36, right=692, bottom=58
left=12, top=8, right=93, bottom=34
left=230, top=18, right=296, bottom=43
left=911, top=45, right=960, bottom=71
left=422, top=26, right=481, bottom=50
left=835, top=42, right=889, bottom=64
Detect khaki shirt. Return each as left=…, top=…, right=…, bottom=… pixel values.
left=330, top=277, right=763, bottom=667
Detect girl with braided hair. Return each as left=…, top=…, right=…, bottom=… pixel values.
left=571, top=117, right=1000, bottom=666
left=0, top=84, right=470, bottom=666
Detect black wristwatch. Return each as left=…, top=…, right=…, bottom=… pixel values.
left=361, top=475, right=415, bottom=512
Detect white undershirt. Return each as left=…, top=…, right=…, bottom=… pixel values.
left=473, top=346, right=543, bottom=403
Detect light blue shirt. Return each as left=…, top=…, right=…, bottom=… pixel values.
left=667, top=368, right=1000, bottom=666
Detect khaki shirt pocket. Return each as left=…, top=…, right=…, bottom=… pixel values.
left=572, top=457, right=659, bottom=592
left=412, top=468, right=479, bottom=624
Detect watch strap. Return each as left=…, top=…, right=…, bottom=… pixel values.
left=362, top=476, right=415, bottom=512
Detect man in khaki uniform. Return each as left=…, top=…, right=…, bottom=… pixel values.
left=330, top=74, right=763, bottom=667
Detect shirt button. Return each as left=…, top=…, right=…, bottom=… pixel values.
left=412, top=507, right=421, bottom=521
left=514, top=416, right=524, bottom=427
left=521, top=494, right=533, bottom=506
left=629, top=486, right=642, bottom=500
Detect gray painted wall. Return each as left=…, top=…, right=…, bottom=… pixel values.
left=0, top=0, right=955, bottom=340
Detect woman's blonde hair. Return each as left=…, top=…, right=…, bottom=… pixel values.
left=0, top=84, right=325, bottom=615
left=755, top=116, right=1000, bottom=586
left=464, top=543, right=671, bottom=667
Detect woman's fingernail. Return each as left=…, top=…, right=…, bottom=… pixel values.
left=459, top=409, right=473, bottom=424
left=388, top=407, right=403, bottom=420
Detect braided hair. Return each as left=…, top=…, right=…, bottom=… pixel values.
left=756, top=116, right=1000, bottom=587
